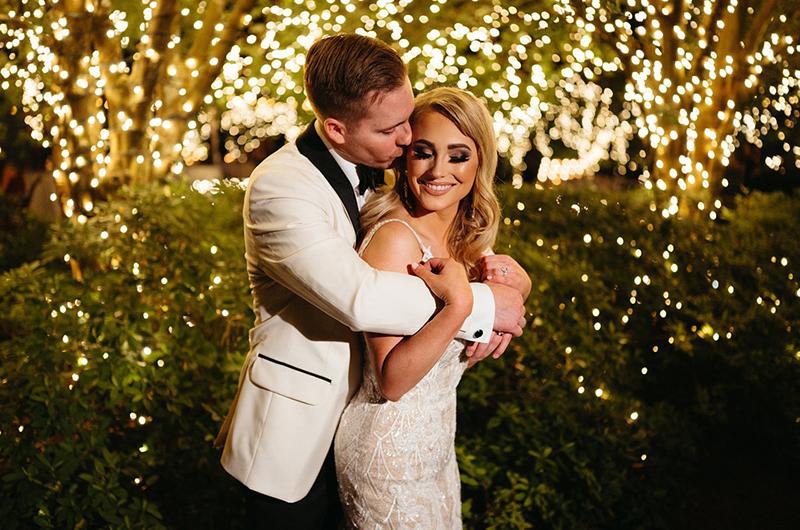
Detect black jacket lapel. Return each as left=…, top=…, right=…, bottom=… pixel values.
left=295, top=122, right=361, bottom=235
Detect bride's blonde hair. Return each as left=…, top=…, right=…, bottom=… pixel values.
left=360, top=87, right=500, bottom=281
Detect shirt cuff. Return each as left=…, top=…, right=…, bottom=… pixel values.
left=457, top=282, right=495, bottom=344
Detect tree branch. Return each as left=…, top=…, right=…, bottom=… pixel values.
left=137, top=0, right=179, bottom=107
left=741, top=0, right=779, bottom=55
left=92, top=0, right=126, bottom=98
left=189, top=0, right=258, bottom=110
left=687, top=0, right=731, bottom=81
left=187, top=0, right=225, bottom=63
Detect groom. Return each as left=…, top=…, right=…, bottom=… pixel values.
left=215, top=33, right=527, bottom=529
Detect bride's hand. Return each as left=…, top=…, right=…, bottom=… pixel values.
left=411, top=258, right=473, bottom=313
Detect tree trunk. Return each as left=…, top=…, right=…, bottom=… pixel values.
left=49, top=0, right=106, bottom=216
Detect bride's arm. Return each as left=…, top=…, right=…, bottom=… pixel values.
left=360, top=223, right=472, bottom=402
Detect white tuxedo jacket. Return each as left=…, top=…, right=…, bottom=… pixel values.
left=215, top=124, right=494, bottom=502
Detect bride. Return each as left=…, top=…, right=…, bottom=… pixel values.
left=334, top=87, right=530, bottom=529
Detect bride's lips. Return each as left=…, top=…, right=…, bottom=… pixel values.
left=419, top=180, right=456, bottom=196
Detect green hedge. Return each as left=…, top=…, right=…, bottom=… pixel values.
left=0, top=181, right=251, bottom=529
left=1, top=180, right=799, bottom=529
left=0, top=192, right=51, bottom=274
left=458, top=185, right=800, bottom=529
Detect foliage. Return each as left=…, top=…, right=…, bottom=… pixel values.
left=0, top=191, right=51, bottom=273
left=0, top=88, right=49, bottom=172
left=457, top=183, right=800, bottom=529
left=0, top=179, right=251, bottom=529
left=2, top=180, right=800, bottom=528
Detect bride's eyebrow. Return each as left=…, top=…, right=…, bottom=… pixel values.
left=412, top=139, right=471, bottom=151
left=448, top=143, right=472, bottom=151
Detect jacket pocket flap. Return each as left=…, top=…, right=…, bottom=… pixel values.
left=249, top=353, right=331, bottom=406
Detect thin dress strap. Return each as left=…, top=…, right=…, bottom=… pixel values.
left=358, top=219, right=434, bottom=263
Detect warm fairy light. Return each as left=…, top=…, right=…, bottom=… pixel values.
left=1, top=0, right=259, bottom=218
left=527, top=187, right=800, bottom=468
left=206, top=1, right=632, bottom=178
left=574, top=0, right=798, bottom=214
left=2, top=0, right=796, bottom=220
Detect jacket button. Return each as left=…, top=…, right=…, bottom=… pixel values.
left=473, top=329, right=484, bottom=339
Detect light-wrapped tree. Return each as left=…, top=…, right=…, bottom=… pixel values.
left=4, top=0, right=795, bottom=220
left=2, top=0, right=629, bottom=217
left=568, top=0, right=800, bottom=215
left=1, top=0, right=257, bottom=217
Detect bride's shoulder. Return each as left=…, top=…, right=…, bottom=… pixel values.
left=360, top=216, right=424, bottom=274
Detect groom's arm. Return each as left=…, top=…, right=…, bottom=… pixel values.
left=245, top=162, right=505, bottom=341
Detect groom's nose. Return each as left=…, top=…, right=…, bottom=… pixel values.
left=396, top=121, right=412, bottom=147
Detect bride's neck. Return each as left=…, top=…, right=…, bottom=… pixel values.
left=407, top=208, right=457, bottom=255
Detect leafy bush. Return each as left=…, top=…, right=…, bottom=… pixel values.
left=0, top=191, right=51, bottom=273
left=457, top=185, right=800, bottom=529
left=0, top=179, right=251, bottom=529
left=2, top=179, right=799, bottom=529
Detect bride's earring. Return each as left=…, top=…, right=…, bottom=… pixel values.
left=401, top=176, right=412, bottom=210
left=466, top=197, right=475, bottom=220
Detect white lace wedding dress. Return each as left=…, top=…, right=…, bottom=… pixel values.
left=334, top=219, right=468, bottom=529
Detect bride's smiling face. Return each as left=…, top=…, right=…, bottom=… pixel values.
left=406, top=111, right=478, bottom=218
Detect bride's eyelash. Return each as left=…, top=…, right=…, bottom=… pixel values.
left=411, top=147, right=470, bottom=163
left=412, top=149, right=432, bottom=159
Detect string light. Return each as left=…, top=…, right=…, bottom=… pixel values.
left=573, top=0, right=798, bottom=214
left=3, top=0, right=795, bottom=219
left=4, top=5, right=799, bottom=470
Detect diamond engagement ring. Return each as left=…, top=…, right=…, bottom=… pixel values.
left=501, top=266, right=509, bottom=277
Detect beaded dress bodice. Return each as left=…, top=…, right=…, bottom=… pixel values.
left=334, top=219, right=467, bottom=529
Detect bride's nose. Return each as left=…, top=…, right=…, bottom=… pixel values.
left=430, top=156, right=448, bottom=178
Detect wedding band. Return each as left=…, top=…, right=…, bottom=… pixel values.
left=496, top=331, right=504, bottom=337
left=501, top=267, right=509, bottom=277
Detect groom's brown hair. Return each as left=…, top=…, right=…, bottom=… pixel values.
left=304, top=33, right=408, bottom=126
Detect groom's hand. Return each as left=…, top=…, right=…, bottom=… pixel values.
left=489, top=282, right=526, bottom=337
left=465, top=330, right=513, bottom=364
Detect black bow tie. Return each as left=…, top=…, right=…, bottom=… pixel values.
left=356, top=165, right=386, bottom=195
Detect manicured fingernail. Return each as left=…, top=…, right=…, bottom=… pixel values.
left=411, top=262, right=418, bottom=270
left=486, top=275, right=492, bottom=280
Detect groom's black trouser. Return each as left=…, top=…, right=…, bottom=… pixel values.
left=244, top=447, right=342, bottom=530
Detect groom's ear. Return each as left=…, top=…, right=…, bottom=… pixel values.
left=322, top=118, right=348, bottom=146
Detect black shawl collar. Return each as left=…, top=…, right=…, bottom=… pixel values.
left=295, top=122, right=361, bottom=236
